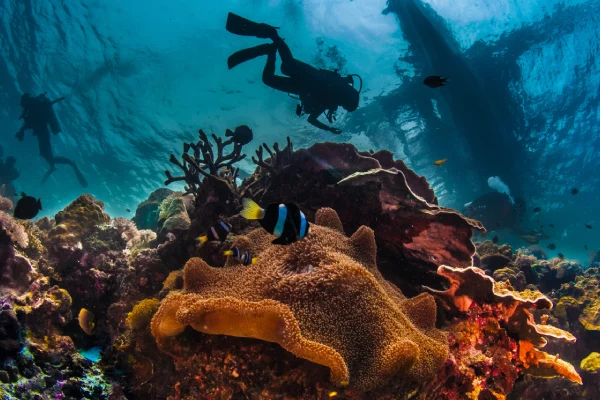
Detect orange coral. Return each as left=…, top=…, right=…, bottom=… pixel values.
left=518, top=340, right=582, bottom=384
left=425, top=265, right=581, bottom=384
left=152, top=208, right=448, bottom=391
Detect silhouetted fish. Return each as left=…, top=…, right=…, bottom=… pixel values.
left=225, top=125, right=253, bottom=146
left=13, top=192, right=42, bottom=220
left=586, top=224, right=593, bottom=229
left=571, top=188, right=579, bottom=195
left=533, top=207, right=541, bottom=213
left=492, top=235, right=499, bottom=244
left=549, top=224, right=555, bottom=228
left=520, top=235, right=539, bottom=244
left=557, top=253, right=565, bottom=260
left=423, top=76, right=449, bottom=88
left=585, top=245, right=588, bottom=250
left=126, top=208, right=131, bottom=213
left=547, top=244, right=556, bottom=250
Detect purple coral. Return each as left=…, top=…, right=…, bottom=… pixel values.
left=0, top=196, right=13, bottom=212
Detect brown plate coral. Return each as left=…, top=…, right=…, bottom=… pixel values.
left=151, top=207, right=448, bottom=391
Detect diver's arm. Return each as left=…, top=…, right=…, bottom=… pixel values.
left=307, top=111, right=342, bottom=134
left=50, top=96, right=65, bottom=105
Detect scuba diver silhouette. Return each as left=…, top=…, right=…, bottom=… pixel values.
left=16, top=93, right=88, bottom=187
left=226, top=13, right=362, bottom=134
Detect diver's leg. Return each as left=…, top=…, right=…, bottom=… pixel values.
left=261, top=46, right=301, bottom=95
left=228, top=43, right=275, bottom=70
left=52, top=157, right=88, bottom=187
left=226, top=13, right=278, bottom=39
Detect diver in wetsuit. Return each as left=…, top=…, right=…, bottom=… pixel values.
left=16, top=93, right=88, bottom=187
left=226, top=13, right=361, bottom=134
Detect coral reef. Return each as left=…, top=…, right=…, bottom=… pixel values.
left=48, top=194, right=110, bottom=249
left=152, top=208, right=448, bottom=392
left=0, top=139, right=595, bottom=399
left=165, top=128, right=246, bottom=195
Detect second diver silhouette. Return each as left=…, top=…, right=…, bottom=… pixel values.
left=226, top=12, right=361, bottom=134
left=16, top=93, right=88, bottom=187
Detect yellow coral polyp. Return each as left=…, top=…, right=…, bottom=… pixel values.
left=151, top=208, right=448, bottom=391
left=580, top=352, right=600, bottom=373
left=127, top=298, right=160, bottom=330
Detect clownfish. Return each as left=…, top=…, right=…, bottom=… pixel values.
left=240, top=198, right=310, bottom=245
left=196, top=221, right=232, bottom=246
left=224, top=246, right=257, bottom=265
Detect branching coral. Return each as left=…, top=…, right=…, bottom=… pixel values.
left=151, top=208, right=448, bottom=392
left=165, top=129, right=247, bottom=195
left=424, top=265, right=580, bottom=384
left=242, top=137, right=294, bottom=198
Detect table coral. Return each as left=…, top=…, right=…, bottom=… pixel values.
left=151, top=207, right=448, bottom=392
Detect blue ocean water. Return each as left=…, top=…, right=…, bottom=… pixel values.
left=0, top=0, right=598, bottom=264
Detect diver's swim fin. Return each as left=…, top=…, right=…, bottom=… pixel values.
left=226, top=12, right=279, bottom=39
left=41, top=166, right=57, bottom=185
left=228, top=43, right=275, bottom=70
left=72, top=165, right=88, bottom=188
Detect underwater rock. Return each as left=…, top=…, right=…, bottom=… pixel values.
left=48, top=194, right=110, bottom=250
left=0, top=305, right=22, bottom=360
left=132, top=188, right=174, bottom=231
left=151, top=207, right=448, bottom=392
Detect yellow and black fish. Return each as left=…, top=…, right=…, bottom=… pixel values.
left=78, top=308, right=95, bottom=336
left=196, top=221, right=233, bottom=246
left=240, top=198, right=310, bottom=245
left=224, top=246, right=257, bottom=265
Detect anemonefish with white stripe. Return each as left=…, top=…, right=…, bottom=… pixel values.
left=240, top=198, right=310, bottom=245
left=224, top=246, right=257, bottom=265
left=196, top=221, right=233, bottom=246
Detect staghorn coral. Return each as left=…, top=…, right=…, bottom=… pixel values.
left=127, top=298, right=160, bottom=330
left=151, top=208, right=448, bottom=392
left=165, top=128, right=246, bottom=195
left=425, top=265, right=580, bottom=384
left=47, top=194, right=110, bottom=249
